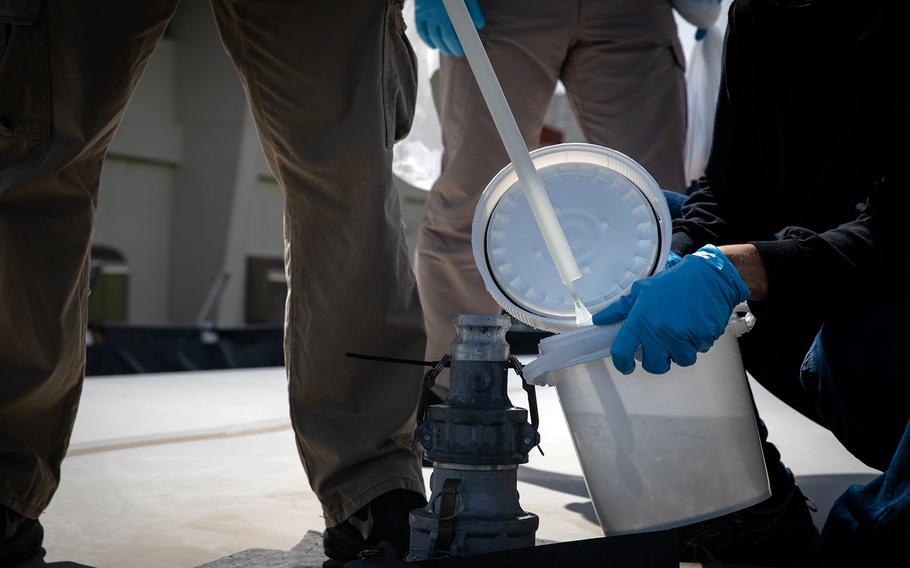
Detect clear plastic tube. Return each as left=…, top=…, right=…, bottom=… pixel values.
left=442, top=0, right=590, bottom=324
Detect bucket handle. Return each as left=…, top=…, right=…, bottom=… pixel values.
left=730, top=303, right=756, bottom=338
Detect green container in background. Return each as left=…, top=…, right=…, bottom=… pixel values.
left=88, top=266, right=129, bottom=323
left=246, top=256, right=286, bottom=324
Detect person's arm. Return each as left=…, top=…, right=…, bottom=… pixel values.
left=741, top=77, right=905, bottom=313
left=718, top=244, right=767, bottom=301
left=721, top=150, right=904, bottom=310
left=593, top=244, right=751, bottom=374
left=672, top=2, right=774, bottom=256
left=748, top=167, right=905, bottom=314
left=681, top=2, right=906, bottom=313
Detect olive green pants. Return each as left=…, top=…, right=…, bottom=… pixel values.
left=416, top=0, right=687, bottom=389
left=0, top=0, right=425, bottom=526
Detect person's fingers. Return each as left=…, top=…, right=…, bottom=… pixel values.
left=694, top=336, right=716, bottom=353
left=416, top=19, right=435, bottom=49
left=711, top=320, right=729, bottom=341
left=428, top=24, right=453, bottom=56
left=439, top=21, right=464, bottom=57
left=668, top=343, right=697, bottom=367
left=641, top=344, right=672, bottom=374
left=593, top=294, right=635, bottom=326
left=611, top=326, right=641, bottom=375
left=467, top=0, right=486, bottom=29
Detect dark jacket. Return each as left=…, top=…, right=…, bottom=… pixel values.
left=672, top=0, right=906, bottom=314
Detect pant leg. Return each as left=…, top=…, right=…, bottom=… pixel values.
left=0, top=0, right=177, bottom=518
left=740, top=304, right=829, bottom=425
left=209, top=0, right=426, bottom=526
left=821, top=416, right=910, bottom=567
left=804, top=299, right=910, bottom=562
left=563, top=0, right=687, bottom=192
left=800, top=298, right=910, bottom=472
left=744, top=296, right=910, bottom=513
left=737, top=303, right=831, bottom=499
left=415, top=0, right=574, bottom=391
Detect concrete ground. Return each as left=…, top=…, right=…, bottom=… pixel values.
left=41, top=367, right=878, bottom=567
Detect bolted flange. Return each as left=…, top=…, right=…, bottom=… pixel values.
left=409, top=314, right=539, bottom=561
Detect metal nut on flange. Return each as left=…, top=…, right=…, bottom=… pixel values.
left=471, top=373, right=492, bottom=392
left=519, top=424, right=539, bottom=451
left=418, top=424, right=434, bottom=450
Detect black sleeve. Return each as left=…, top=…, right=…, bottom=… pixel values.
left=752, top=123, right=907, bottom=313
left=672, top=2, right=908, bottom=312
left=746, top=13, right=909, bottom=313
left=671, top=4, right=774, bottom=256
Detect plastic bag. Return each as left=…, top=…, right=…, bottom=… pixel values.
left=683, top=22, right=725, bottom=184
left=392, top=1, right=444, bottom=190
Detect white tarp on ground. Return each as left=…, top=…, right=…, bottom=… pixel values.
left=44, top=367, right=876, bottom=567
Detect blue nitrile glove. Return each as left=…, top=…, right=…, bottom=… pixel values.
left=415, top=0, right=485, bottom=57
left=593, top=245, right=751, bottom=375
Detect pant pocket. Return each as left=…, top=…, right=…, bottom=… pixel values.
left=0, top=0, right=50, bottom=143
left=669, top=37, right=686, bottom=73
left=382, top=0, right=418, bottom=149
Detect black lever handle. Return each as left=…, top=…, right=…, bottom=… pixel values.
left=415, top=354, right=450, bottom=424
left=345, top=352, right=448, bottom=367
left=509, top=355, right=543, bottom=456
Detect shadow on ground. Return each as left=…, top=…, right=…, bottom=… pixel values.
left=518, top=466, right=880, bottom=530
left=20, top=559, right=95, bottom=568
left=518, top=466, right=598, bottom=525
left=191, top=472, right=881, bottom=567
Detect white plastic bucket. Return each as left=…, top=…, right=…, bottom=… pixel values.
left=470, top=140, right=769, bottom=534
left=523, top=316, right=770, bottom=534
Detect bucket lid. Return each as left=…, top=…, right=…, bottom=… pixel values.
left=522, top=324, right=621, bottom=386
left=472, top=143, right=671, bottom=333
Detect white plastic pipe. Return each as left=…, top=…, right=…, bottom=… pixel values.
left=441, top=0, right=583, bottom=290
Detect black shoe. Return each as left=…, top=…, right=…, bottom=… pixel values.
left=1, top=505, right=45, bottom=567
left=322, top=489, right=426, bottom=567
left=677, top=479, right=820, bottom=567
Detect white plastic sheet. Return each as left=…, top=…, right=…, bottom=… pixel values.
left=683, top=21, right=725, bottom=184
left=392, top=1, right=444, bottom=190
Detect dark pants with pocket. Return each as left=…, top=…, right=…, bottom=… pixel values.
left=1, top=0, right=426, bottom=526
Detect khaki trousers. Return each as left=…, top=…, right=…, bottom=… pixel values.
left=416, top=0, right=687, bottom=387
left=0, top=0, right=425, bottom=526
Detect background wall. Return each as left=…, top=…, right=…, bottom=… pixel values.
left=93, top=4, right=703, bottom=327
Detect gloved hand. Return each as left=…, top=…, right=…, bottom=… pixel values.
left=415, top=0, right=485, bottom=57
left=593, top=245, right=750, bottom=375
